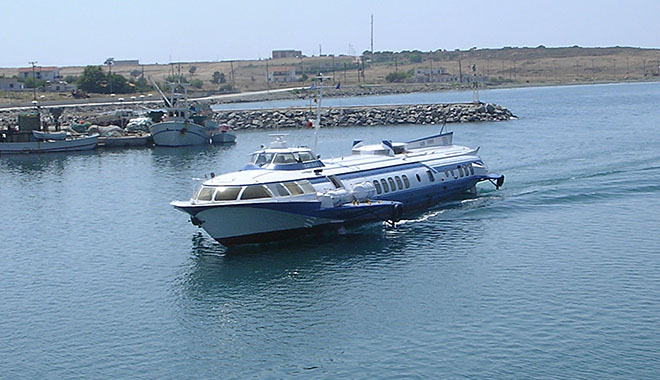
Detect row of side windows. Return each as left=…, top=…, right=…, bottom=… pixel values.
left=195, top=180, right=316, bottom=202
left=373, top=174, right=410, bottom=195
left=441, top=163, right=475, bottom=179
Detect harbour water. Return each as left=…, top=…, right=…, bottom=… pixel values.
left=1, top=82, right=659, bottom=378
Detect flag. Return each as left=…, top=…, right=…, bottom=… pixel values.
left=336, top=82, right=341, bottom=89
left=309, top=82, right=316, bottom=90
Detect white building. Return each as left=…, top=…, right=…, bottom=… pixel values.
left=44, top=80, right=76, bottom=92
left=18, top=66, right=60, bottom=81
left=272, top=50, right=302, bottom=59
left=0, top=77, right=24, bottom=91
left=414, top=68, right=449, bottom=82
left=268, top=66, right=297, bottom=83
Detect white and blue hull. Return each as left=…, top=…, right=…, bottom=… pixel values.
left=171, top=132, right=504, bottom=246
left=149, top=121, right=211, bottom=147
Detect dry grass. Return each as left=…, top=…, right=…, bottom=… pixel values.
left=2, top=47, right=659, bottom=100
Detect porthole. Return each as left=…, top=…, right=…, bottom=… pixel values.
left=395, top=176, right=403, bottom=190
left=373, top=180, right=382, bottom=194
left=380, top=178, right=389, bottom=193
left=388, top=177, right=396, bottom=191
left=402, top=175, right=410, bottom=188
left=416, top=173, right=421, bottom=182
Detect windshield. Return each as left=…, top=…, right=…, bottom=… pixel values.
left=251, top=153, right=274, bottom=166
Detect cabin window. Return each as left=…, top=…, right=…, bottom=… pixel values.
left=445, top=170, right=450, bottom=177
left=388, top=177, right=396, bottom=191
left=373, top=180, right=382, bottom=194
left=283, top=181, right=304, bottom=195
left=214, top=186, right=241, bottom=201
left=297, top=180, right=316, bottom=194
left=297, top=152, right=316, bottom=162
left=240, top=185, right=273, bottom=200
left=452, top=169, right=458, bottom=179
left=328, top=175, right=344, bottom=189
left=268, top=183, right=290, bottom=197
left=196, top=186, right=214, bottom=201
left=458, top=166, right=464, bottom=177
left=251, top=153, right=274, bottom=166
left=469, top=164, right=474, bottom=175
left=426, top=170, right=435, bottom=182
left=395, top=176, right=403, bottom=190
left=416, top=173, right=421, bottom=182
left=380, top=179, right=389, bottom=193
left=402, top=175, right=410, bottom=188
left=273, top=153, right=297, bottom=164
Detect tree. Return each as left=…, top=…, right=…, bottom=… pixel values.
left=76, top=65, right=133, bottom=94
left=165, top=74, right=187, bottom=83
left=77, top=66, right=107, bottom=93
left=189, top=66, right=197, bottom=76
left=131, top=77, right=151, bottom=92
left=130, top=69, right=141, bottom=78
left=385, top=71, right=409, bottom=83
left=190, top=78, right=203, bottom=89
left=211, top=71, right=225, bottom=84
left=409, top=53, right=423, bottom=63
left=63, top=75, right=78, bottom=84
left=23, top=77, right=46, bottom=89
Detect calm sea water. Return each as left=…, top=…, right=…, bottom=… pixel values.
left=1, top=83, right=659, bottom=379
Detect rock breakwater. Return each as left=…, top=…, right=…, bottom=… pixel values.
left=213, top=102, right=515, bottom=130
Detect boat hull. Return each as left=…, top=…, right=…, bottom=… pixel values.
left=211, top=131, right=236, bottom=144
left=172, top=199, right=401, bottom=246
left=98, top=135, right=151, bottom=147
left=0, top=135, right=98, bottom=154
left=149, top=121, right=211, bottom=147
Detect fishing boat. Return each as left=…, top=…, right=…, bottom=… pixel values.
left=171, top=76, right=504, bottom=246
left=148, top=82, right=236, bottom=147
left=1, top=112, right=98, bottom=154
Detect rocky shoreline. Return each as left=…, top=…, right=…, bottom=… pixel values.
left=1, top=98, right=515, bottom=131
left=213, top=102, right=515, bottom=130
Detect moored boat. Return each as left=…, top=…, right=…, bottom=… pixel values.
left=148, top=83, right=236, bottom=147
left=1, top=112, right=98, bottom=154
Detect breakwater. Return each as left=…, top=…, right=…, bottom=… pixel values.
left=212, top=102, right=515, bottom=130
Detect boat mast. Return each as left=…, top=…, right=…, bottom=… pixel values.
left=313, top=74, right=324, bottom=154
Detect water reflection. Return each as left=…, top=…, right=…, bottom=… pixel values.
left=0, top=150, right=98, bottom=175
left=150, top=144, right=238, bottom=174
left=177, top=205, right=487, bottom=303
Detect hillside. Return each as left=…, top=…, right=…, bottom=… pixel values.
left=1, top=46, right=659, bottom=103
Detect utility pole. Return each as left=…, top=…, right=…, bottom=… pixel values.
left=370, top=14, right=374, bottom=55
left=344, top=62, right=347, bottom=83
left=104, top=57, right=115, bottom=94
left=458, top=59, right=463, bottom=82
left=332, top=55, right=335, bottom=83
left=300, top=56, right=304, bottom=83
left=265, top=59, right=269, bottom=90
left=394, top=57, right=398, bottom=73
left=230, top=61, right=235, bottom=86
left=29, top=61, right=37, bottom=101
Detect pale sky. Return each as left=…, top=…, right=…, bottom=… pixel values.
left=1, top=0, right=658, bottom=67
